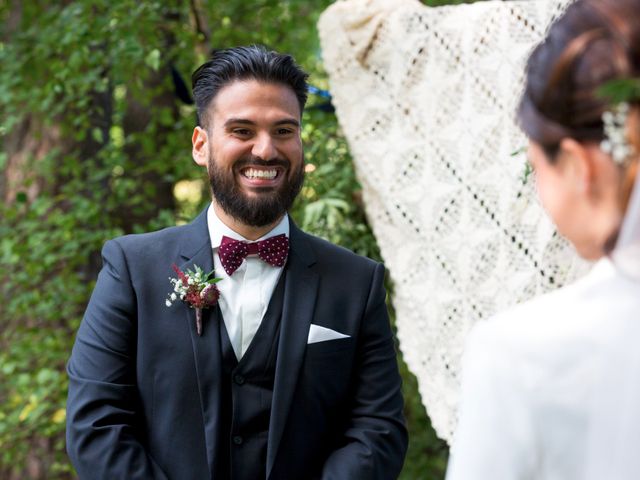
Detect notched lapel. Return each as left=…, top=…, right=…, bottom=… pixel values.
left=179, top=213, right=222, bottom=479
left=267, top=224, right=318, bottom=477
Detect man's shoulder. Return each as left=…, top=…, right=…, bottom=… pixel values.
left=109, top=223, right=189, bottom=252
left=296, top=228, right=380, bottom=271
left=106, top=207, right=207, bottom=254
left=102, top=214, right=208, bottom=270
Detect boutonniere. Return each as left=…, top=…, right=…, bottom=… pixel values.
left=166, top=264, right=221, bottom=336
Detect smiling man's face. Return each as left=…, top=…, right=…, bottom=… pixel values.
left=193, top=79, right=304, bottom=228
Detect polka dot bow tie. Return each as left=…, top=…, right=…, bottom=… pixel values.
left=218, top=234, right=289, bottom=276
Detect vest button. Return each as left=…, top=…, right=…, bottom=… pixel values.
left=233, top=435, right=243, bottom=445
left=234, top=374, right=245, bottom=385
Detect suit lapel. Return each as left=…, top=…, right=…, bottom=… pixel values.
left=267, top=222, right=318, bottom=477
left=178, top=209, right=222, bottom=479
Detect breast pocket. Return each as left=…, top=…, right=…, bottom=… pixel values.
left=302, top=337, right=355, bottom=408
left=305, top=337, right=355, bottom=359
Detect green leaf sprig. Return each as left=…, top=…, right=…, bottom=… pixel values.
left=596, top=78, right=640, bottom=104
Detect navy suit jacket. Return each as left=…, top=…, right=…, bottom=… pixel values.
left=66, top=209, right=408, bottom=479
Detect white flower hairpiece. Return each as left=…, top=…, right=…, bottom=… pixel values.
left=600, top=102, right=636, bottom=166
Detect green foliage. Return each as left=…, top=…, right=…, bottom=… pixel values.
left=1, top=1, right=195, bottom=476
left=597, top=78, right=640, bottom=104
left=0, top=0, right=480, bottom=477
left=399, top=356, right=450, bottom=480
left=291, top=108, right=381, bottom=257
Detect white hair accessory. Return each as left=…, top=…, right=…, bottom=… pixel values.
left=600, top=102, right=635, bottom=166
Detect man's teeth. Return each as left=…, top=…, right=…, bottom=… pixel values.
left=244, top=168, right=277, bottom=179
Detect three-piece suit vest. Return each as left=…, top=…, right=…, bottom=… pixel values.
left=215, top=272, right=286, bottom=479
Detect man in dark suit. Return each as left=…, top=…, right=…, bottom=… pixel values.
left=66, top=45, right=407, bottom=480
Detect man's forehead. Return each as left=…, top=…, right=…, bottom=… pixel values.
left=212, top=79, right=299, bottom=109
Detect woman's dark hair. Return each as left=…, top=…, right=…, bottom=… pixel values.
left=517, top=0, right=640, bottom=164
left=191, top=45, right=309, bottom=128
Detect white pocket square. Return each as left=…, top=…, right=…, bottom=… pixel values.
left=307, top=324, right=350, bottom=344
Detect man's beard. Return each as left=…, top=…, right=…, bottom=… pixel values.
left=208, top=154, right=305, bottom=227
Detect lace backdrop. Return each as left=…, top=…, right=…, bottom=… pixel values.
left=318, top=0, right=587, bottom=442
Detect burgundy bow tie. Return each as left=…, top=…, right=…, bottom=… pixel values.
left=218, top=234, right=289, bottom=276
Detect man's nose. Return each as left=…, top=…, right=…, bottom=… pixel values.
left=251, top=133, right=277, bottom=161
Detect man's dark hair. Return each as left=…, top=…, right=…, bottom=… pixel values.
left=191, top=45, right=309, bottom=127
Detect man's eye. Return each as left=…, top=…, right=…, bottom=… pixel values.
left=233, top=128, right=252, bottom=136
left=276, top=128, right=294, bottom=135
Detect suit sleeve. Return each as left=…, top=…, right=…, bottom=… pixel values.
left=66, top=239, right=168, bottom=480
left=320, top=263, right=408, bottom=480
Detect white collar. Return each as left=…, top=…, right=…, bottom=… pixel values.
left=206, top=203, right=290, bottom=249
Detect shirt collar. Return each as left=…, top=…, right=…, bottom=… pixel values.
left=207, top=203, right=290, bottom=249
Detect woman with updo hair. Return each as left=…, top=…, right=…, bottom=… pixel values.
left=447, top=0, right=640, bottom=479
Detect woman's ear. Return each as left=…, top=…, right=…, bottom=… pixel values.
left=192, top=126, right=209, bottom=167
left=557, top=137, right=594, bottom=195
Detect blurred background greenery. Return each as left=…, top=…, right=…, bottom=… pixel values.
left=0, top=0, right=481, bottom=478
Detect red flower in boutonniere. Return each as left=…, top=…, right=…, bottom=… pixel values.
left=166, top=264, right=221, bottom=336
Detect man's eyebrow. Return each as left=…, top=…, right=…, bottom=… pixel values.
left=274, top=118, right=301, bottom=127
left=224, top=118, right=256, bottom=127
left=223, top=118, right=300, bottom=128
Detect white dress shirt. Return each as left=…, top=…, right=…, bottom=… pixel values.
left=207, top=204, right=289, bottom=360
left=446, top=257, right=640, bottom=480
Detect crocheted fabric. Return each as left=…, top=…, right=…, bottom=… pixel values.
left=318, top=0, right=588, bottom=442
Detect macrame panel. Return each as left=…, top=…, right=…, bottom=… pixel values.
left=318, top=0, right=587, bottom=442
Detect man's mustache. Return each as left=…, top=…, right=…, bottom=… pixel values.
left=233, top=156, right=290, bottom=170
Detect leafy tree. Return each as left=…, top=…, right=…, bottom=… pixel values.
left=1, top=0, right=480, bottom=477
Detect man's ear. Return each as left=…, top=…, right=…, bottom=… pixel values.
left=192, top=126, right=209, bottom=167
left=557, top=137, right=594, bottom=195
